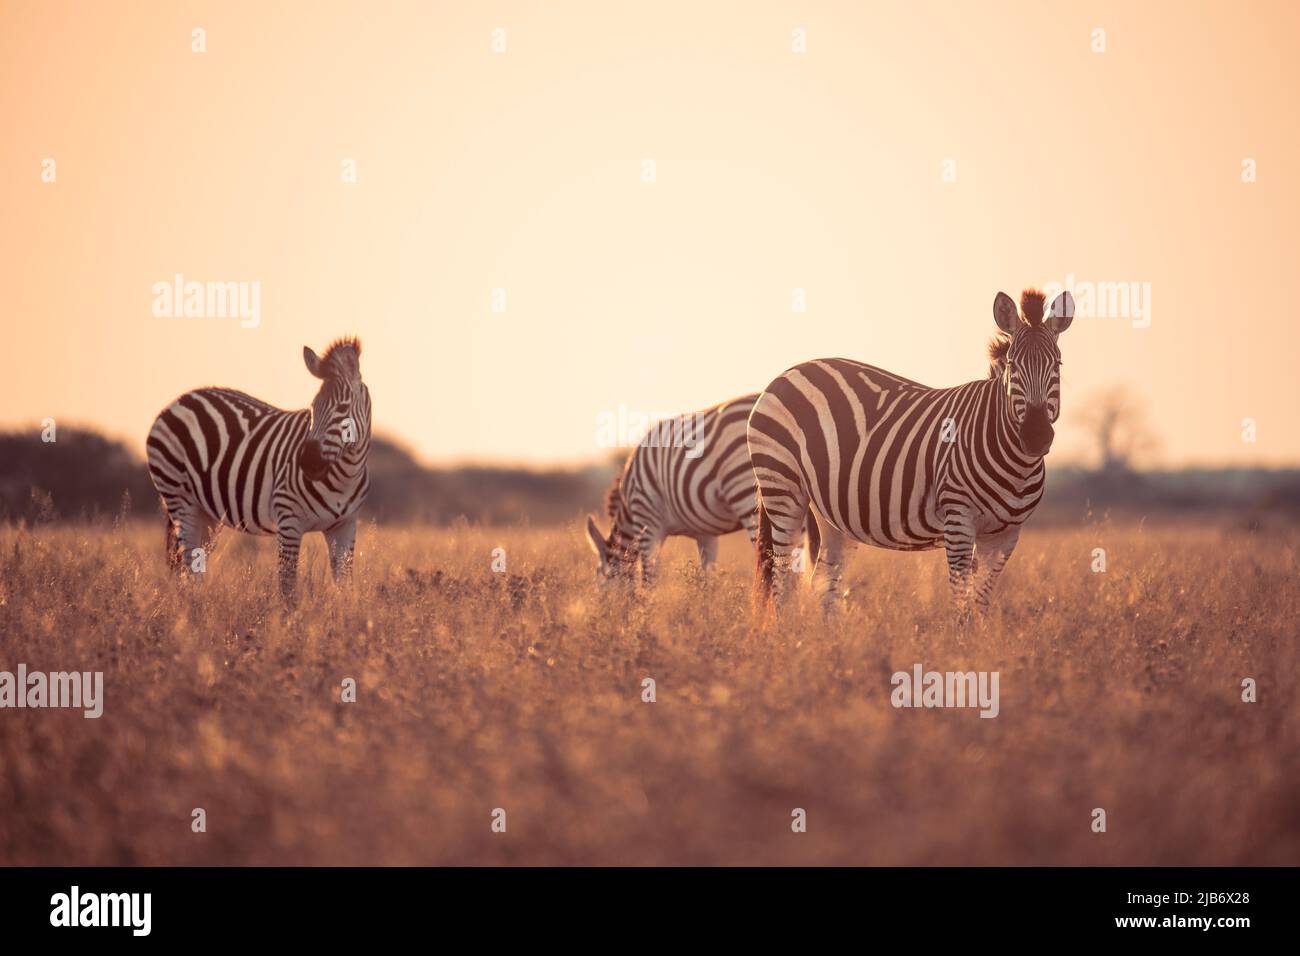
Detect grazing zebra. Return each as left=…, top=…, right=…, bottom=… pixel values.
left=145, top=338, right=371, bottom=598
left=586, top=394, right=797, bottom=586
left=748, top=289, right=1073, bottom=620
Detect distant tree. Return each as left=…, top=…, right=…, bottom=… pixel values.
left=1076, top=386, right=1160, bottom=472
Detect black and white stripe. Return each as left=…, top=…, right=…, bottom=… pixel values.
left=146, top=339, right=371, bottom=597
left=585, top=394, right=767, bottom=586
left=748, top=289, right=1073, bottom=618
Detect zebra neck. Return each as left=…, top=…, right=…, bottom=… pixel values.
left=988, top=380, right=1046, bottom=483
left=333, top=440, right=368, bottom=482
left=610, top=494, right=645, bottom=545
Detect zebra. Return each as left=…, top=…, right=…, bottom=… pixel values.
left=585, top=394, right=806, bottom=586
left=145, top=338, right=371, bottom=598
left=748, top=288, right=1073, bottom=620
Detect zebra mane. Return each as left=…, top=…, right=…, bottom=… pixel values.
left=320, top=337, right=362, bottom=377
left=1020, top=290, right=1045, bottom=327
left=604, top=476, right=623, bottom=520
left=987, top=334, right=1011, bottom=378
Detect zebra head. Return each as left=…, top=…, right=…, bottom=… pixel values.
left=584, top=478, right=638, bottom=583
left=300, top=338, right=370, bottom=479
left=993, top=289, right=1074, bottom=458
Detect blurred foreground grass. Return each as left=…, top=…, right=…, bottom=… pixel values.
left=0, top=519, right=1296, bottom=865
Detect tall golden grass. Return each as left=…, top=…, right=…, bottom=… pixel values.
left=0, top=519, right=1296, bottom=865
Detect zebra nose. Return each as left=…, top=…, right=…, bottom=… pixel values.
left=1020, top=406, right=1054, bottom=456
left=299, top=439, right=325, bottom=475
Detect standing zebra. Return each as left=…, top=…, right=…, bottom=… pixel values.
left=146, top=338, right=371, bottom=598
left=748, top=289, right=1073, bottom=620
left=586, top=394, right=793, bottom=585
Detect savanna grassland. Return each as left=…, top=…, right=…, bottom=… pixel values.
left=0, top=519, right=1297, bottom=866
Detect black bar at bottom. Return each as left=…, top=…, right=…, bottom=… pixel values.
left=0, top=866, right=1283, bottom=942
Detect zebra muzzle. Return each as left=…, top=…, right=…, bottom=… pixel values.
left=1020, top=407, right=1055, bottom=457
left=299, top=440, right=328, bottom=478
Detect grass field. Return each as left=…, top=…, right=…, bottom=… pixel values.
left=1, top=518, right=1296, bottom=865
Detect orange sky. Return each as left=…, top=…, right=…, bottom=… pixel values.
left=3, top=0, right=1298, bottom=466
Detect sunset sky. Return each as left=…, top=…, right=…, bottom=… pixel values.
left=3, top=0, right=1298, bottom=466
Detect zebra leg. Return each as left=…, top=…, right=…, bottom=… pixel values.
left=756, top=490, right=809, bottom=608
left=325, top=517, right=358, bottom=584
left=810, top=516, right=851, bottom=614
left=170, top=507, right=215, bottom=580
left=972, top=526, right=1020, bottom=615
left=638, top=532, right=664, bottom=588
left=276, top=524, right=304, bottom=601
left=165, top=513, right=180, bottom=571
left=942, top=512, right=978, bottom=626
left=163, top=508, right=186, bottom=573
left=696, top=535, right=720, bottom=571
left=159, top=497, right=191, bottom=573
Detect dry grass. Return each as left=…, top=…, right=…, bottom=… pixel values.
left=1, top=518, right=1297, bottom=866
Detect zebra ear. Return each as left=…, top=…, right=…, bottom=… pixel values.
left=993, top=292, right=1019, bottom=334
left=585, top=514, right=608, bottom=562
left=303, top=346, right=325, bottom=379
left=1045, top=291, right=1074, bottom=334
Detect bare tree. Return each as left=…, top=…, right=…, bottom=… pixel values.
left=1076, top=385, right=1160, bottom=472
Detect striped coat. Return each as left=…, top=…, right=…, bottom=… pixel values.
left=146, top=339, right=371, bottom=598
left=586, top=395, right=769, bottom=586
left=748, top=290, right=1073, bottom=618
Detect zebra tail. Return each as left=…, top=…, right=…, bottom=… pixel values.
left=805, top=507, right=821, bottom=569
left=756, top=498, right=775, bottom=603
